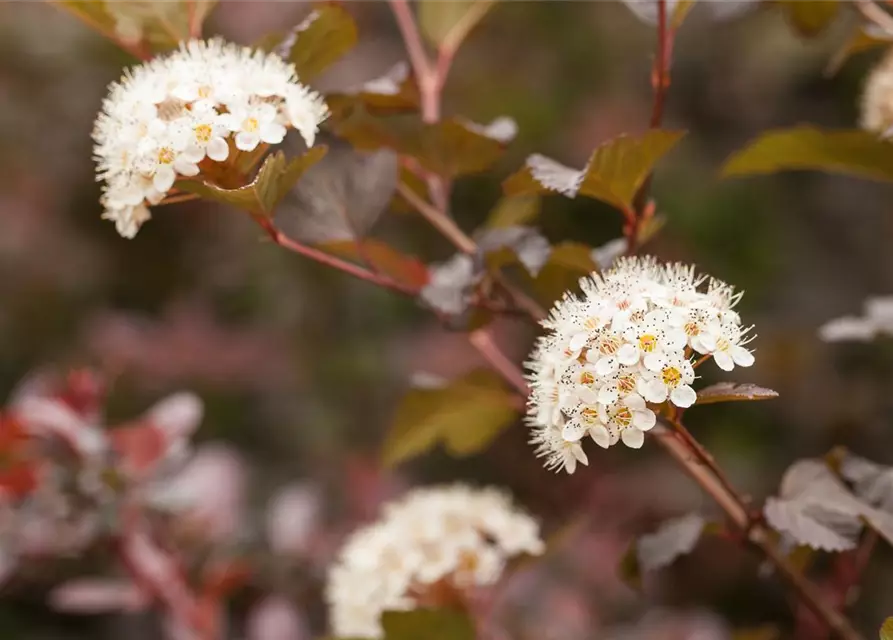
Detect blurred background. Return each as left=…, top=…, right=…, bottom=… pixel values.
left=1, top=1, right=892, bottom=638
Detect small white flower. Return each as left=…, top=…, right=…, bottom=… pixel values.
left=526, top=256, right=758, bottom=470
left=325, top=485, right=543, bottom=639
left=92, top=37, right=329, bottom=238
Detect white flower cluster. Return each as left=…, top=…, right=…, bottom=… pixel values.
left=93, top=38, right=329, bottom=238
left=325, top=485, right=544, bottom=639
left=526, top=256, right=755, bottom=472
left=819, top=296, right=893, bottom=342
left=861, top=48, right=893, bottom=135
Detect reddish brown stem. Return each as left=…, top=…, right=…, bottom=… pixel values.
left=468, top=329, right=529, bottom=395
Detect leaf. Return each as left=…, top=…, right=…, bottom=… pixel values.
left=838, top=452, right=893, bottom=512
left=827, top=25, right=893, bottom=76
left=181, top=148, right=327, bottom=216
left=486, top=195, right=541, bottom=229
left=694, top=382, right=779, bottom=405
left=764, top=459, right=867, bottom=551
left=636, top=513, right=706, bottom=573
left=322, top=240, right=430, bottom=290
left=591, top=238, right=627, bottom=271
left=778, top=0, right=839, bottom=38
left=382, top=370, right=519, bottom=466
left=277, top=144, right=398, bottom=243
left=418, top=0, right=496, bottom=49
left=53, top=1, right=215, bottom=52
left=532, top=241, right=598, bottom=304
left=381, top=609, right=475, bottom=640
left=476, top=226, right=552, bottom=277
left=617, top=542, right=642, bottom=592
left=420, top=254, right=482, bottom=315
left=880, top=617, right=893, bottom=640
left=281, top=6, right=358, bottom=81
left=334, top=62, right=419, bottom=112
left=335, top=112, right=507, bottom=177
left=503, top=130, right=685, bottom=211
left=722, top=127, right=893, bottom=183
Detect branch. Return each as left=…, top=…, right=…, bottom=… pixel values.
left=854, top=0, right=893, bottom=35
left=653, top=428, right=864, bottom=640
left=626, top=0, right=675, bottom=255
left=396, top=183, right=477, bottom=254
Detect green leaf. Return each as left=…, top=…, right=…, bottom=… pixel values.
left=181, top=148, right=327, bottom=216
left=722, top=127, right=893, bottom=183
left=285, top=6, right=358, bottom=81
left=418, top=0, right=496, bottom=48
left=827, top=26, right=893, bottom=75
left=778, top=0, right=839, bottom=38
left=486, top=195, right=541, bottom=228
left=695, top=382, right=779, bottom=405
left=381, top=610, right=475, bottom=640
left=880, top=617, right=893, bottom=640
left=671, top=0, right=697, bottom=30
left=502, top=130, right=685, bottom=211
left=532, top=241, right=597, bottom=304
left=578, top=130, right=686, bottom=210
left=322, top=240, right=430, bottom=290
left=382, top=370, right=519, bottom=467
left=54, top=0, right=216, bottom=51
left=334, top=110, right=507, bottom=177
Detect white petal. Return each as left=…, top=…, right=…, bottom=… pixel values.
left=181, top=145, right=205, bottom=163
left=633, top=409, right=656, bottom=431
left=664, top=329, right=687, bottom=350
left=621, top=428, right=645, bottom=449
left=152, top=166, right=176, bottom=192
left=692, top=333, right=716, bottom=353
left=260, top=122, right=287, bottom=145
left=207, top=137, right=229, bottom=162
left=670, top=385, right=697, bottom=408
left=173, top=158, right=199, bottom=177
left=643, top=351, right=665, bottom=372
left=576, top=386, right=599, bottom=404
left=235, top=131, right=260, bottom=151
left=563, top=454, right=577, bottom=474
left=594, top=356, right=617, bottom=376
left=571, top=444, right=589, bottom=466
left=562, top=421, right=586, bottom=442
left=617, top=344, right=640, bottom=365
left=598, top=385, right=619, bottom=405
left=732, top=346, right=755, bottom=367
left=642, top=380, right=667, bottom=404
left=569, top=332, right=589, bottom=351
left=624, top=393, right=646, bottom=410
left=589, top=424, right=611, bottom=449
left=713, top=351, right=734, bottom=372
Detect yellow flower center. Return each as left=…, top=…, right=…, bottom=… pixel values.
left=715, top=337, right=730, bottom=351
left=581, top=407, right=599, bottom=423
left=157, top=147, right=175, bottom=164
left=197, top=85, right=212, bottom=99
left=244, top=117, right=259, bottom=133
left=684, top=321, right=700, bottom=336
left=598, top=335, right=621, bottom=355
left=662, top=366, right=682, bottom=387
left=617, top=375, right=636, bottom=395
left=613, top=407, right=633, bottom=428
left=639, top=334, right=657, bottom=352
left=580, top=371, right=595, bottom=386
left=194, top=124, right=213, bottom=143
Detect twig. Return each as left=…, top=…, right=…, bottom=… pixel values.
left=654, top=429, right=864, bottom=640
left=396, top=183, right=477, bottom=254
left=626, top=0, right=675, bottom=255
left=254, top=217, right=419, bottom=296
left=468, top=328, right=529, bottom=395
left=854, top=0, right=893, bottom=35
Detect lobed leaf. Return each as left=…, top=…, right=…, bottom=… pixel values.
left=276, top=144, right=398, bottom=243
left=380, top=609, right=475, bottom=640
left=694, top=382, right=779, bottom=405
left=838, top=451, right=893, bottom=512
left=778, top=0, right=839, bottom=38
left=721, top=127, right=893, bottom=183
left=382, top=370, right=519, bottom=467
left=418, top=0, right=496, bottom=49
left=503, top=131, right=685, bottom=211
left=486, top=195, right=541, bottom=229
left=181, top=148, right=327, bottom=216
left=282, top=6, right=358, bottom=81
left=881, top=617, right=893, bottom=640
left=636, top=513, right=706, bottom=573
